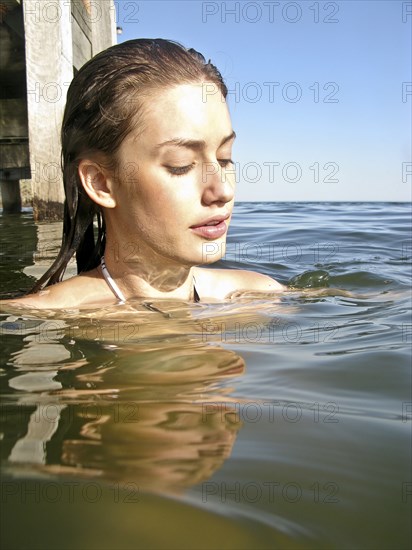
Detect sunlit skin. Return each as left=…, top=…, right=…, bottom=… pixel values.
left=1, top=83, right=284, bottom=308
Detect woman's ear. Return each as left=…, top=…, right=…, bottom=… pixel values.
left=78, top=159, right=116, bottom=208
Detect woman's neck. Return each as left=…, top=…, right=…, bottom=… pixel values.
left=100, top=246, right=196, bottom=301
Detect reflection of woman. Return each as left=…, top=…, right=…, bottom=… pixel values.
left=4, top=340, right=245, bottom=494
left=2, top=39, right=283, bottom=309
left=62, top=401, right=243, bottom=495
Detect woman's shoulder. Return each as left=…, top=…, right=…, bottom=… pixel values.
left=194, top=266, right=285, bottom=300
left=1, top=267, right=285, bottom=310
left=0, top=269, right=113, bottom=310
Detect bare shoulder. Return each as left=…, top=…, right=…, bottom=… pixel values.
left=0, top=269, right=113, bottom=310
left=194, top=267, right=285, bottom=300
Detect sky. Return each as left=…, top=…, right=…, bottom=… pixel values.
left=115, top=0, right=411, bottom=202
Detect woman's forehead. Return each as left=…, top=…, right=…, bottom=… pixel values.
left=133, top=83, right=232, bottom=148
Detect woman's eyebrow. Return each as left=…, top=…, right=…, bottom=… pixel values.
left=155, top=130, right=236, bottom=151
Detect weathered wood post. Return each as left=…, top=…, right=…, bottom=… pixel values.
left=23, top=0, right=116, bottom=220
left=0, top=0, right=116, bottom=220
left=0, top=1, right=30, bottom=214
left=22, top=0, right=73, bottom=220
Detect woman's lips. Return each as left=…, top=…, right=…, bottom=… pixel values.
left=190, top=219, right=228, bottom=239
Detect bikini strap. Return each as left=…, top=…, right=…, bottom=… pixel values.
left=100, top=256, right=126, bottom=303
left=101, top=256, right=200, bottom=304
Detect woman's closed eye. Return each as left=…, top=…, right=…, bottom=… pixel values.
left=166, top=159, right=234, bottom=176
left=166, top=159, right=234, bottom=177
left=166, top=163, right=195, bottom=176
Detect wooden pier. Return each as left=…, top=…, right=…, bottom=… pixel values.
left=0, top=0, right=116, bottom=219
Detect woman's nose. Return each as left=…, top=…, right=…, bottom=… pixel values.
left=201, top=161, right=235, bottom=205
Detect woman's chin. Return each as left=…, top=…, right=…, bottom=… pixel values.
left=199, top=239, right=227, bottom=264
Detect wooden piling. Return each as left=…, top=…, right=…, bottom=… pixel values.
left=0, top=0, right=116, bottom=220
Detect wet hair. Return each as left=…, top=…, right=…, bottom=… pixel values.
left=30, top=38, right=228, bottom=292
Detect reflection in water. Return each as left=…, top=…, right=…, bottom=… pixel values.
left=7, top=404, right=67, bottom=464
left=0, top=213, right=38, bottom=298
left=1, top=317, right=246, bottom=496
left=1, top=204, right=411, bottom=549
left=61, top=401, right=242, bottom=495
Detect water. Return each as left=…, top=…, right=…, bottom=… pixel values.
left=0, top=202, right=411, bottom=549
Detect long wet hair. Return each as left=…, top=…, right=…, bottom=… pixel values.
left=30, top=38, right=228, bottom=293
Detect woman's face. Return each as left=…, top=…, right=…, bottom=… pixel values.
left=108, top=83, right=236, bottom=267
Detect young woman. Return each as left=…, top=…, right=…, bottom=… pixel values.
left=2, top=39, right=283, bottom=308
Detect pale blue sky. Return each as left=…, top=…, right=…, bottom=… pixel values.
left=115, top=0, right=411, bottom=201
